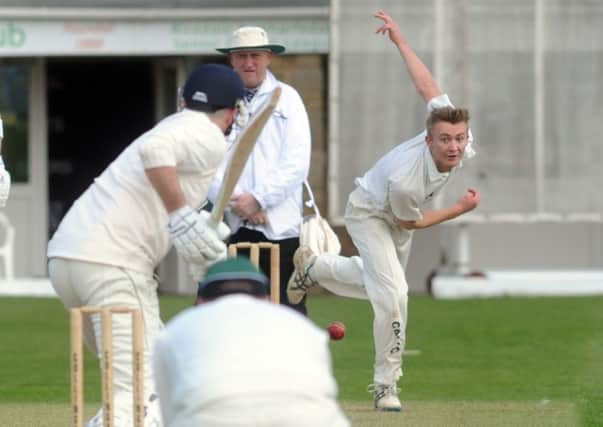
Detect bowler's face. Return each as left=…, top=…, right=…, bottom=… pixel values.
left=426, top=121, right=468, bottom=172
left=229, top=50, right=273, bottom=89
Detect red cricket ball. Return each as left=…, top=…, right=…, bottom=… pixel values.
left=327, top=321, right=346, bottom=341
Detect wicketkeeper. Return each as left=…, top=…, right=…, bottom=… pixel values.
left=47, top=64, right=243, bottom=426
left=287, top=11, right=480, bottom=412
left=154, top=257, right=350, bottom=427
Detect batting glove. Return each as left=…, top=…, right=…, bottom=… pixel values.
left=168, top=206, right=230, bottom=264
left=189, top=260, right=220, bottom=283
left=0, top=157, right=11, bottom=208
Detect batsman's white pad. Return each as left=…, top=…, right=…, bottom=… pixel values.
left=0, top=158, right=11, bottom=208
left=86, top=392, right=163, bottom=427
left=168, top=206, right=229, bottom=264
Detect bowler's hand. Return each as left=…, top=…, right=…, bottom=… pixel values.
left=374, top=10, right=406, bottom=46
left=457, top=188, right=480, bottom=214
left=230, top=192, right=261, bottom=219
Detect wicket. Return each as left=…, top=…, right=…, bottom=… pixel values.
left=228, top=242, right=280, bottom=304
left=70, top=306, right=145, bottom=427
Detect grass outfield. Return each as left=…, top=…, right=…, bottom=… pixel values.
left=0, top=401, right=577, bottom=427
left=0, top=294, right=601, bottom=426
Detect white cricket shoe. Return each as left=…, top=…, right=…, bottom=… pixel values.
left=286, top=245, right=318, bottom=304
left=369, top=383, right=402, bottom=412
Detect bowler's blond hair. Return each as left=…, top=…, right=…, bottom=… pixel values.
left=426, top=107, right=470, bottom=136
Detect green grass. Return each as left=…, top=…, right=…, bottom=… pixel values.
left=1, top=294, right=602, bottom=426
left=0, top=400, right=577, bottom=427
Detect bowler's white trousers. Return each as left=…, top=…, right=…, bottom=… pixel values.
left=48, top=257, right=163, bottom=422
left=312, top=188, right=412, bottom=385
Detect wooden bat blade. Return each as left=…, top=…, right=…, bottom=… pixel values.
left=210, top=86, right=282, bottom=225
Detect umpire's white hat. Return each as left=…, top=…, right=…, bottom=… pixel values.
left=216, top=26, right=285, bottom=54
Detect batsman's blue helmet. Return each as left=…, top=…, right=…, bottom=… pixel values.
left=182, top=64, right=245, bottom=112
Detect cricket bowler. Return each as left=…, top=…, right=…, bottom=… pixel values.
left=287, top=10, right=480, bottom=412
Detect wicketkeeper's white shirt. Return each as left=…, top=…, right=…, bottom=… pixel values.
left=153, top=295, right=350, bottom=427
left=47, top=109, right=227, bottom=275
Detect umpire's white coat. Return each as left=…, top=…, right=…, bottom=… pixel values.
left=47, top=109, right=227, bottom=425
left=208, top=70, right=311, bottom=239
left=310, top=94, right=475, bottom=386
left=154, top=294, right=350, bottom=427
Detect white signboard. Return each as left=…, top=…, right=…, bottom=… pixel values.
left=0, top=19, right=328, bottom=56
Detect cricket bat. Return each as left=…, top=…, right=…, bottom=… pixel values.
left=210, top=86, right=282, bottom=226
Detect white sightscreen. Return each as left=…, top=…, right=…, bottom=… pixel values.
left=330, top=0, right=603, bottom=220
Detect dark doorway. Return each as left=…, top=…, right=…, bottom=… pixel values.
left=47, top=59, right=155, bottom=237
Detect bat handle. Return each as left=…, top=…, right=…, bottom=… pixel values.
left=207, top=212, right=230, bottom=242
left=208, top=211, right=223, bottom=229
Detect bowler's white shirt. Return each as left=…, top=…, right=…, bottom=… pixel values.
left=47, top=109, right=226, bottom=275
left=355, top=94, right=474, bottom=222
left=154, top=295, right=343, bottom=426
left=208, top=70, right=311, bottom=239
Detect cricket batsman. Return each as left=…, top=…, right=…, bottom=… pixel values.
left=47, top=64, right=244, bottom=426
